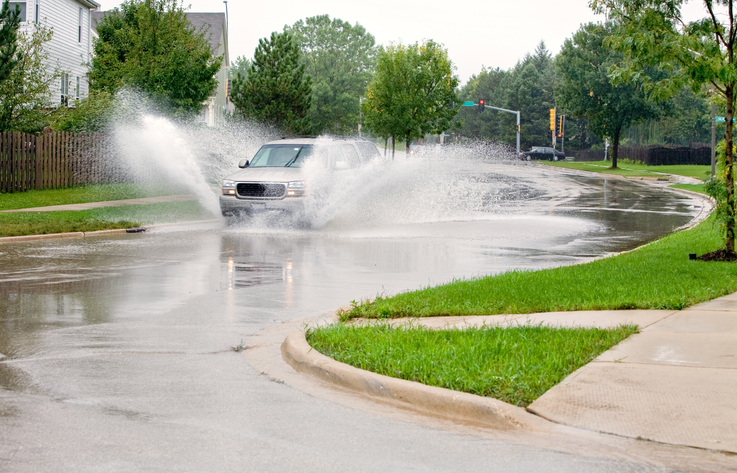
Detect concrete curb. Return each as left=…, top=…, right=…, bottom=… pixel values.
left=281, top=330, right=549, bottom=431
left=0, top=228, right=133, bottom=244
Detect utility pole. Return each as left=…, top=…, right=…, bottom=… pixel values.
left=358, top=97, right=364, bottom=138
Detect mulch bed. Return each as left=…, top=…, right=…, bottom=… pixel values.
left=697, top=250, right=737, bottom=261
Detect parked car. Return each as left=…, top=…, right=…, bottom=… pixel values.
left=518, top=147, right=565, bottom=161
left=219, top=137, right=381, bottom=219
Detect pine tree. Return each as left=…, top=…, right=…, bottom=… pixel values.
left=0, top=0, right=22, bottom=84
left=230, top=31, right=312, bottom=135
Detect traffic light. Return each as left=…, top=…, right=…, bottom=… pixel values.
left=549, top=108, right=555, bottom=131
left=558, top=115, right=564, bottom=138
left=479, top=99, right=485, bottom=112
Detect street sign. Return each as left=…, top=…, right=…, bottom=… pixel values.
left=715, top=116, right=736, bottom=123
left=462, top=101, right=475, bottom=106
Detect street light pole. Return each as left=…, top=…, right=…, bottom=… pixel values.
left=359, top=97, right=364, bottom=138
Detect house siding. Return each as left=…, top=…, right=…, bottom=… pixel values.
left=19, top=0, right=96, bottom=104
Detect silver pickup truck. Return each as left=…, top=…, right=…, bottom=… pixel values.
left=219, top=137, right=381, bottom=218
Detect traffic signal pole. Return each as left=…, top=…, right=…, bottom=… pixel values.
left=482, top=105, right=521, bottom=156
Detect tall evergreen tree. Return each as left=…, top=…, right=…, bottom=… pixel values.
left=230, top=31, right=312, bottom=135
left=0, top=0, right=22, bottom=84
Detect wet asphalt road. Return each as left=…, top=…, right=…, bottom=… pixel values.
left=0, top=164, right=707, bottom=472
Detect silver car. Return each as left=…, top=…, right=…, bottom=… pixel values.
left=219, top=137, right=381, bottom=218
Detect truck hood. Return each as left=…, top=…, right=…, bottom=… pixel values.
left=224, top=167, right=303, bottom=183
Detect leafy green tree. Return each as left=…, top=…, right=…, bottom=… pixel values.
left=286, top=14, right=377, bottom=135
left=89, top=0, right=221, bottom=118
left=51, top=90, right=116, bottom=132
left=457, top=67, right=512, bottom=143
left=556, top=22, right=663, bottom=168
left=590, top=0, right=737, bottom=253
left=362, top=40, right=459, bottom=157
left=0, top=0, right=22, bottom=84
left=230, top=30, right=312, bottom=134
left=229, top=55, right=251, bottom=81
left=0, top=24, right=59, bottom=131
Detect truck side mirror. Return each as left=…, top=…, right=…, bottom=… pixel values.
left=238, top=159, right=249, bottom=168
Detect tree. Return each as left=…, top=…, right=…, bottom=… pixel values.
left=230, top=55, right=251, bottom=81
left=456, top=42, right=557, bottom=150
left=0, top=24, right=59, bottom=131
left=286, top=15, right=377, bottom=135
left=590, top=0, right=737, bottom=253
left=0, top=0, right=22, bottom=84
left=362, top=40, right=459, bottom=157
left=230, top=30, right=312, bottom=135
left=556, top=22, right=663, bottom=168
left=89, top=0, right=221, bottom=118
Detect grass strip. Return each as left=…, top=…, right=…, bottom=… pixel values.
left=542, top=160, right=711, bottom=181
left=0, top=183, right=188, bottom=211
left=342, top=215, right=737, bottom=319
left=306, top=323, right=638, bottom=407
left=0, top=201, right=212, bottom=237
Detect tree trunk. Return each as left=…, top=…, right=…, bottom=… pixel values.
left=391, top=136, right=395, bottom=160
left=384, top=137, right=388, bottom=156
left=406, top=133, right=411, bottom=158
left=725, top=83, right=735, bottom=253
left=610, top=126, right=621, bottom=169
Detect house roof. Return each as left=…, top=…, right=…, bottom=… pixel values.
left=186, top=13, right=226, bottom=56
left=78, top=0, right=100, bottom=8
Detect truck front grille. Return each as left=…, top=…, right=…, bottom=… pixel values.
left=236, top=183, right=286, bottom=198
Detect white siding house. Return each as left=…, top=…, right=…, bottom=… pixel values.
left=13, top=0, right=99, bottom=105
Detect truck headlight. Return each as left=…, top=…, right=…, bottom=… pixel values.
left=222, top=179, right=236, bottom=195
left=286, top=180, right=305, bottom=196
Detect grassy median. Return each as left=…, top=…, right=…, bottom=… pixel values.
left=0, top=184, right=209, bottom=237
left=0, top=183, right=187, bottom=211
left=307, top=323, right=637, bottom=407
left=340, top=213, right=734, bottom=319
left=0, top=201, right=212, bottom=237
left=541, top=160, right=711, bottom=181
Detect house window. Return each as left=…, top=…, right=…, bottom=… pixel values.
left=78, top=7, right=82, bottom=42
left=76, top=77, right=80, bottom=100
left=8, top=2, right=26, bottom=22
left=35, top=0, right=38, bottom=23
left=61, top=72, right=69, bottom=105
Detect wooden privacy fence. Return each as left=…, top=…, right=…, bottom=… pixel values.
left=0, top=131, right=124, bottom=193
left=573, top=144, right=711, bottom=164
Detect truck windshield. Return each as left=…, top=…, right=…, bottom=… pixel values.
left=249, top=144, right=314, bottom=167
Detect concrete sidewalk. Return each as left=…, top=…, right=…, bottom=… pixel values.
left=528, top=295, right=737, bottom=453
left=0, top=194, right=196, bottom=212
left=285, top=297, right=737, bottom=455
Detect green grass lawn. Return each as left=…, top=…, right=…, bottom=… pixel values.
left=307, top=323, right=637, bottom=407
left=543, top=160, right=712, bottom=181
left=0, top=183, right=188, bottom=211
left=341, top=214, right=735, bottom=320
left=0, top=201, right=213, bottom=237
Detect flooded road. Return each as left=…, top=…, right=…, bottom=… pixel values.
left=0, top=164, right=708, bottom=472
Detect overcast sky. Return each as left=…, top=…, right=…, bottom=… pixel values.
left=92, top=0, right=709, bottom=86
